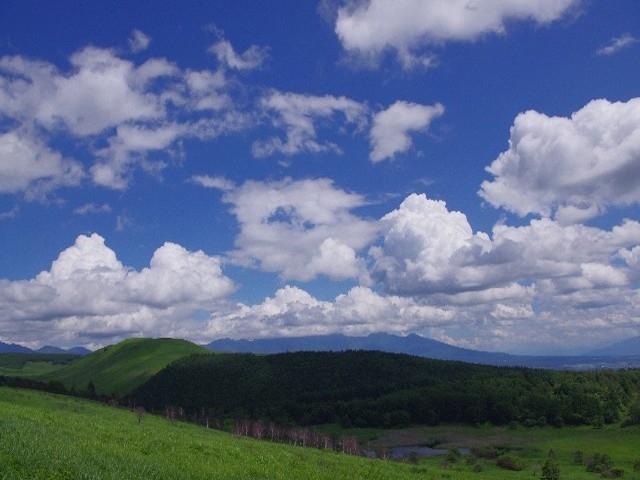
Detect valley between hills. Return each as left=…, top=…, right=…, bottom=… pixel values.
left=2, top=337, right=640, bottom=478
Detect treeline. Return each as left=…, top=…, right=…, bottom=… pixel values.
left=0, top=353, right=78, bottom=369
left=0, top=374, right=117, bottom=404
left=0, top=375, right=69, bottom=395
left=131, top=351, right=640, bottom=429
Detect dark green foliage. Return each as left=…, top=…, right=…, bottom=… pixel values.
left=131, top=350, right=640, bottom=429
left=86, top=380, right=96, bottom=398
left=472, top=447, right=499, bottom=459
left=586, top=453, right=614, bottom=473
left=495, top=454, right=523, bottom=471
left=625, top=399, right=640, bottom=426
left=541, top=458, right=560, bottom=480
left=601, top=469, right=624, bottom=478
left=0, top=353, right=78, bottom=369
left=0, top=375, right=69, bottom=395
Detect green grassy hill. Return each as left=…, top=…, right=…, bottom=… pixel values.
left=42, top=338, right=208, bottom=396
left=3, top=386, right=640, bottom=479
left=0, top=387, right=422, bottom=479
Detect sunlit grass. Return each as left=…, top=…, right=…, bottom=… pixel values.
left=0, top=387, right=430, bottom=479
left=2, top=386, right=640, bottom=479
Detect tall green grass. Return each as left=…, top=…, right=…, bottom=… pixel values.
left=3, top=386, right=640, bottom=479
left=0, top=387, right=430, bottom=479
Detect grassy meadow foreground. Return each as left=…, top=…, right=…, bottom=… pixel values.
left=3, top=387, right=640, bottom=479
left=0, top=387, right=424, bottom=479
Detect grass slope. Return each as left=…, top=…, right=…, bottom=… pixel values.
left=42, top=338, right=208, bottom=396
left=2, top=387, right=640, bottom=479
left=0, top=387, right=424, bottom=479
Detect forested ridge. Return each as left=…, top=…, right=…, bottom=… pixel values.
left=132, top=350, right=640, bottom=429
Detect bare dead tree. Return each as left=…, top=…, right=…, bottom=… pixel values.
left=134, top=406, right=146, bottom=423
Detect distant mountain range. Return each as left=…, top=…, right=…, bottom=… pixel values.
left=585, top=336, right=640, bottom=357
left=3, top=333, right=639, bottom=369
left=207, top=332, right=640, bottom=370
left=0, top=341, right=91, bottom=356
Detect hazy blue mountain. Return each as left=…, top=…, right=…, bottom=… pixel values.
left=0, top=341, right=32, bottom=353
left=0, top=342, right=91, bottom=355
left=37, top=346, right=68, bottom=354
left=206, top=333, right=640, bottom=370
left=207, top=333, right=527, bottom=365
left=66, top=346, right=92, bottom=356
left=210, top=333, right=509, bottom=364
left=585, top=336, right=640, bottom=356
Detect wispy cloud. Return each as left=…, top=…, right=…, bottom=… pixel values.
left=252, top=91, right=369, bottom=158
left=597, top=33, right=638, bottom=55
left=128, top=29, right=151, bottom=53
left=73, top=203, right=112, bottom=215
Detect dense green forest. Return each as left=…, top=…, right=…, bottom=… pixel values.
left=132, top=350, right=640, bottom=429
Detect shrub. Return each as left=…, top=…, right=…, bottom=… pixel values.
left=541, top=458, right=560, bottom=480
left=472, top=447, right=498, bottom=459
left=586, top=453, right=613, bottom=473
left=600, top=468, right=624, bottom=478
left=445, top=449, right=459, bottom=464
left=573, top=450, right=584, bottom=464
left=496, top=454, right=523, bottom=471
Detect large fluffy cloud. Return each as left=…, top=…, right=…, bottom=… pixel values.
left=479, top=98, right=640, bottom=224
left=0, top=234, right=235, bottom=348
left=371, top=193, right=640, bottom=301
left=199, top=177, right=378, bottom=281
left=205, top=285, right=454, bottom=339
left=370, top=101, right=444, bottom=162
left=365, top=192, right=640, bottom=353
left=335, top=0, right=581, bottom=68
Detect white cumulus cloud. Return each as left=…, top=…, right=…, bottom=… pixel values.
left=335, top=0, right=581, bottom=68
left=479, top=97, right=640, bottom=223
left=370, top=193, right=640, bottom=302
left=217, top=177, right=378, bottom=281
left=204, top=285, right=454, bottom=339
left=0, top=234, right=235, bottom=348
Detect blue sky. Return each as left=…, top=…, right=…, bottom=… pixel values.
left=1, top=0, right=639, bottom=354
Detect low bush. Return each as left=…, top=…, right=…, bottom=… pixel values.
left=496, top=454, right=523, bottom=471
left=586, top=453, right=613, bottom=473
